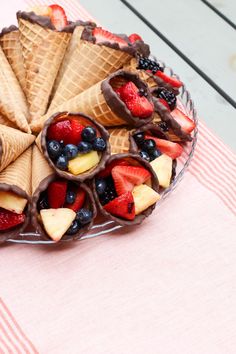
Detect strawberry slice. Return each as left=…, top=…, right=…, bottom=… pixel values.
left=155, top=71, right=182, bottom=89
left=129, top=33, right=143, bottom=43
left=70, top=119, right=84, bottom=145
left=47, top=120, right=72, bottom=145
left=93, top=27, right=127, bottom=48
left=115, top=81, right=139, bottom=101
left=47, top=180, right=67, bottom=209
left=158, top=98, right=171, bottom=111
left=171, top=108, right=195, bottom=134
left=64, top=188, right=86, bottom=212
left=112, top=165, right=151, bottom=195
left=145, top=135, right=183, bottom=159
left=98, top=159, right=129, bottom=178
left=104, top=192, right=135, bottom=220
left=0, top=208, right=25, bottom=230
left=49, top=4, right=68, bottom=30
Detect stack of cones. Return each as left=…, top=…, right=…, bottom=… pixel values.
left=108, top=128, right=132, bottom=154
left=0, top=125, right=35, bottom=172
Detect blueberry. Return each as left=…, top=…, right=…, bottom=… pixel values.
left=81, top=126, right=97, bottom=142
left=56, top=155, right=68, bottom=170
left=139, top=150, right=150, bottom=162
left=66, top=220, right=81, bottom=235
left=99, top=177, right=117, bottom=205
left=149, top=149, right=162, bottom=161
left=133, top=132, right=145, bottom=147
left=47, top=140, right=62, bottom=160
left=93, top=137, right=106, bottom=151
left=76, top=208, right=93, bottom=225
left=64, top=144, right=78, bottom=160
left=59, top=140, right=65, bottom=148
left=77, top=141, right=93, bottom=154
left=95, top=178, right=107, bottom=195
left=66, top=190, right=76, bottom=204
left=142, top=139, right=156, bottom=153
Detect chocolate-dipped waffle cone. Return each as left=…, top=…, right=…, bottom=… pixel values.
left=31, top=70, right=154, bottom=133
left=0, top=147, right=32, bottom=242
left=0, top=26, right=26, bottom=93
left=0, top=46, right=30, bottom=133
left=17, top=11, right=73, bottom=122
left=108, top=128, right=133, bottom=154
left=92, top=153, right=159, bottom=226
left=151, top=88, right=192, bottom=142
left=31, top=145, right=96, bottom=241
left=48, top=27, right=134, bottom=111
left=37, top=112, right=110, bottom=182
left=0, top=125, right=35, bottom=172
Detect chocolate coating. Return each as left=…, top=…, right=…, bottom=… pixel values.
left=0, top=25, right=18, bottom=37
left=92, top=153, right=159, bottom=226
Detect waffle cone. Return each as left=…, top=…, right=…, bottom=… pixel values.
left=0, top=29, right=26, bottom=93
left=0, top=125, right=35, bottom=172
left=108, top=128, right=132, bottom=154
left=32, top=144, right=54, bottom=196
left=0, top=147, right=32, bottom=196
left=0, top=47, right=30, bottom=133
left=48, top=40, right=132, bottom=112
left=0, top=114, right=16, bottom=128
left=18, top=17, right=71, bottom=122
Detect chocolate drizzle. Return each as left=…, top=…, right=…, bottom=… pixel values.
left=92, top=153, right=159, bottom=226
left=101, top=70, right=154, bottom=128
left=0, top=25, right=18, bottom=37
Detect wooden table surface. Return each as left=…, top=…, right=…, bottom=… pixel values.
left=79, top=0, right=236, bottom=151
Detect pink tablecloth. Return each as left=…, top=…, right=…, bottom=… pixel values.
left=0, top=1, right=236, bottom=353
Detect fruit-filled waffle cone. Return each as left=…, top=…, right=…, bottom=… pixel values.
left=108, top=128, right=134, bottom=154
left=17, top=11, right=74, bottom=122
left=0, top=125, right=35, bottom=172
left=0, top=46, right=30, bottom=133
left=31, top=145, right=96, bottom=241
left=0, top=147, right=32, bottom=242
left=92, top=153, right=160, bottom=226
left=0, top=26, right=26, bottom=93
left=31, top=70, right=154, bottom=133
left=48, top=26, right=135, bottom=112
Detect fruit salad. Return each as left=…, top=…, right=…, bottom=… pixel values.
left=94, top=155, right=160, bottom=225
left=36, top=179, right=95, bottom=242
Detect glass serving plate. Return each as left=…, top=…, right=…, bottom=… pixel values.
left=7, top=60, right=198, bottom=245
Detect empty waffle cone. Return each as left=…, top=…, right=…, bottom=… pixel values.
left=17, top=12, right=72, bottom=122
left=0, top=125, right=35, bottom=172
left=108, top=128, right=133, bottom=154
left=0, top=26, right=26, bottom=93
left=31, top=70, right=154, bottom=132
left=0, top=147, right=32, bottom=242
left=0, top=47, right=30, bottom=133
left=48, top=28, right=134, bottom=112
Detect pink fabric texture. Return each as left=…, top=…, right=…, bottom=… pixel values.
left=0, top=1, right=236, bottom=353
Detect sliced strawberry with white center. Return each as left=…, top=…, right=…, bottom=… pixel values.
left=129, top=33, right=143, bottom=43
left=171, top=108, right=196, bottom=134
left=49, top=4, right=68, bottom=30
left=92, top=27, right=128, bottom=48
left=145, top=135, right=183, bottom=159
left=155, top=71, right=182, bottom=89
left=112, top=165, right=151, bottom=196
left=104, top=192, right=135, bottom=221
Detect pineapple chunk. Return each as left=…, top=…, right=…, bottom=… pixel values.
left=0, top=191, right=28, bottom=214
left=150, top=154, right=173, bottom=188
left=40, top=208, right=76, bottom=242
left=30, top=6, right=52, bottom=17
left=132, top=184, right=161, bottom=215
left=68, top=151, right=100, bottom=175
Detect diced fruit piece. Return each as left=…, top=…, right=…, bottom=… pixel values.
left=64, top=188, right=86, bottom=211
left=145, top=135, right=183, bottom=159
left=104, top=192, right=135, bottom=220
left=132, top=184, right=161, bottom=215
left=47, top=120, right=72, bottom=145
left=68, top=151, right=100, bottom=175
left=115, top=81, right=139, bottom=101
left=129, top=33, right=142, bottom=43
left=76, top=208, right=93, bottom=225
left=56, top=155, right=68, bottom=170
left=98, top=159, right=129, bottom=178
left=0, top=208, right=25, bottom=230
left=0, top=191, right=27, bottom=214
left=49, top=4, right=68, bottom=30
left=47, top=140, right=62, bottom=160
left=150, top=154, right=173, bottom=188
left=93, top=27, right=127, bottom=47
left=171, top=108, right=196, bottom=134
left=47, top=180, right=67, bottom=209
left=112, top=165, right=151, bottom=196
left=126, top=95, right=154, bottom=118
left=81, top=126, right=97, bottom=142
left=70, top=119, right=84, bottom=145
left=40, top=208, right=76, bottom=242
left=155, top=71, right=182, bottom=88
left=158, top=98, right=170, bottom=110
left=31, top=5, right=52, bottom=17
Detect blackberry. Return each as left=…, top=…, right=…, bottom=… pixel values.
left=137, top=57, right=164, bottom=74
left=159, top=121, right=169, bottom=132
left=156, top=88, right=177, bottom=111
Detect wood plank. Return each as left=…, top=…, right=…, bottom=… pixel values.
left=207, top=0, right=236, bottom=25
left=125, top=0, right=236, bottom=101
left=79, top=0, right=236, bottom=150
